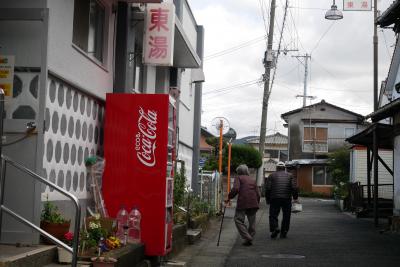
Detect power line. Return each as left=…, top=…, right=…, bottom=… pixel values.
left=202, top=79, right=261, bottom=97
left=289, top=6, right=327, bottom=10
left=380, top=29, right=392, bottom=59
left=276, top=62, right=300, bottom=78
left=310, top=21, right=336, bottom=54
left=270, top=0, right=290, bottom=96
left=258, top=0, right=270, bottom=46
left=204, top=35, right=267, bottom=60
left=288, top=3, right=306, bottom=53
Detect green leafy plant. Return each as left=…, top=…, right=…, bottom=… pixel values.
left=327, top=147, right=350, bottom=199
left=174, top=162, right=186, bottom=209
left=41, top=197, right=67, bottom=224
left=224, top=144, right=262, bottom=173
left=81, top=216, right=109, bottom=249
left=202, top=144, right=262, bottom=174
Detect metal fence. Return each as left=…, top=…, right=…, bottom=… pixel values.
left=197, top=170, right=222, bottom=213
left=349, top=182, right=394, bottom=211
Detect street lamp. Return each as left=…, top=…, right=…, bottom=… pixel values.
left=325, top=0, right=344, bottom=20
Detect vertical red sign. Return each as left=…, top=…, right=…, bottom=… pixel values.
left=103, top=94, right=169, bottom=256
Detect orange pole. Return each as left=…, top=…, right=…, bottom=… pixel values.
left=218, top=120, right=223, bottom=175
left=227, top=142, right=232, bottom=194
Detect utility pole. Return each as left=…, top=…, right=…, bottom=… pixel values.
left=372, top=0, right=379, bottom=227
left=293, top=54, right=312, bottom=107
left=258, top=0, right=276, bottom=186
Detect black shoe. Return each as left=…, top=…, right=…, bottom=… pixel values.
left=280, top=232, right=287, bottom=239
left=270, top=229, right=280, bottom=239
left=242, top=240, right=252, bottom=246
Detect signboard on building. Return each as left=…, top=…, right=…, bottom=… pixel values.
left=143, top=3, right=175, bottom=66
left=0, top=55, right=15, bottom=97
left=343, top=0, right=372, bottom=11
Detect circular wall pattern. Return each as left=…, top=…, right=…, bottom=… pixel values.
left=43, top=76, right=104, bottom=201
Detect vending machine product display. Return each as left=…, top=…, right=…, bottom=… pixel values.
left=102, top=94, right=176, bottom=256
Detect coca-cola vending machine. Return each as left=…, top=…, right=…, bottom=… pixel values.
left=102, top=93, right=176, bottom=256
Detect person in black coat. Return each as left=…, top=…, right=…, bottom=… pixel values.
left=265, top=161, right=299, bottom=239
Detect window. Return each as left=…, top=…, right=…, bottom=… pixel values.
left=279, top=150, right=288, bottom=162
left=303, top=126, right=328, bottom=153
left=313, top=166, right=332, bottom=185
left=73, top=0, right=105, bottom=63
left=345, top=128, right=355, bottom=138
left=133, top=44, right=144, bottom=92
left=265, top=149, right=279, bottom=158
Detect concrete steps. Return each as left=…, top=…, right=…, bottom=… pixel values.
left=186, top=229, right=201, bottom=245
left=0, top=244, right=56, bottom=267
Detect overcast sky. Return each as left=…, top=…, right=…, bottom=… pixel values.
left=190, top=0, right=396, bottom=138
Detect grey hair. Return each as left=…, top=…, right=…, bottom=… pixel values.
left=236, top=164, right=249, bottom=175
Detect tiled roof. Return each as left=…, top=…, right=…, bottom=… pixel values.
left=239, top=132, right=288, bottom=145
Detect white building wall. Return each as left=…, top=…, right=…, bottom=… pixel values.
left=47, top=0, right=115, bottom=100
left=178, top=144, right=193, bottom=188
left=178, top=68, right=194, bottom=185
left=181, top=1, right=197, bottom=50
left=394, top=136, right=400, bottom=215
left=350, top=149, right=393, bottom=199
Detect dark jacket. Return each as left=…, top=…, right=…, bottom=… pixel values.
left=265, top=170, right=298, bottom=201
left=228, top=175, right=260, bottom=210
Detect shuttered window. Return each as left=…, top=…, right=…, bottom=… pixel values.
left=303, top=126, right=328, bottom=152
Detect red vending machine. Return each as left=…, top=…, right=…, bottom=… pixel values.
left=102, top=93, right=176, bottom=256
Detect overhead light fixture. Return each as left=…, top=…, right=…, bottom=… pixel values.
left=325, top=0, right=343, bottom=20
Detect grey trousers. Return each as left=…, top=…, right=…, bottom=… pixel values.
left=234, top=208, right=258, bottom=241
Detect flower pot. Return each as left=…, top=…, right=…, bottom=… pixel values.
left=57, top=247, right=72, bottom=264
left=40, top=221, right=70, bottom=244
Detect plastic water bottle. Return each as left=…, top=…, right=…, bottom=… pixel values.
left=127, top=206, right=141, bottom=243
left=116, top=205, right=128, bottom=245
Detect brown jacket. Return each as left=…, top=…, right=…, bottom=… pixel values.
left=228, top=175, right=260, bottom=210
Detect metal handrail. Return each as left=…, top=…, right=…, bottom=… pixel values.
left=0, top=155, right=81, bottom=267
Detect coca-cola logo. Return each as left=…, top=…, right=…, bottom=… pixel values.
left=135, top=107, right=158, bottom=167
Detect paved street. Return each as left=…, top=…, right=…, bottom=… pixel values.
left=170, top=198, right=400, bottom=267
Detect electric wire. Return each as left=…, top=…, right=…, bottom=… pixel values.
left=204, top=35, right=267, bottom=60
left=310, top=21, right=335, bottom=54
left=259, top=0, right=270, bottom=46
left=381, top=29, right=392, bottom=59
left=288, top=4, right=306, bottom=53
left=203, top=79, right=262, bottom=97
left=269, top=0, right=289, bottom=96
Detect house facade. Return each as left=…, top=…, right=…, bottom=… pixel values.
left=0, top=0, right=204, bottom=244
left=281, top=100, right=366, bottom=196
left=361, top=0, right=400, bottom=216
left=350, top=146, right=393, bottom=200
left=234, top=132, right=288, bottom=177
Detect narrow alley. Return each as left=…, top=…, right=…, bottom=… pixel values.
left=171, top=198, right=400, bottom=267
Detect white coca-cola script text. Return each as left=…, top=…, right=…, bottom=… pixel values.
left=135, top=107, right=158, bottom=167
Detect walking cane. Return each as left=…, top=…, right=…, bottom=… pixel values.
left=217, top=204, right=227, bottom=246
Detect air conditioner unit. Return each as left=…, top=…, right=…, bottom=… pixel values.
left=132, top=3, right=145, bottom=12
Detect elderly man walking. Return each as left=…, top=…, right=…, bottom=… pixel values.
left=226, top=164, right=260, bottom=246
left=265, top=161, right=299, bottom=239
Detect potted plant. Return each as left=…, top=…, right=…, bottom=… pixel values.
left=40, top=197, right=70, bottom=244
left=79, top=215, right=111, bottom=256
left=57, top=232, right=74, bottom=264
left=91, top=256, right=117, bottom=267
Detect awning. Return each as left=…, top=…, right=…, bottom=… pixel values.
left=346, top=123, right=393, bottom=149
left=173, top=19, right=201, bottom=68
left=365, top=97, right=400, bottom=122
left=377, top=0, right=400, bottom=28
